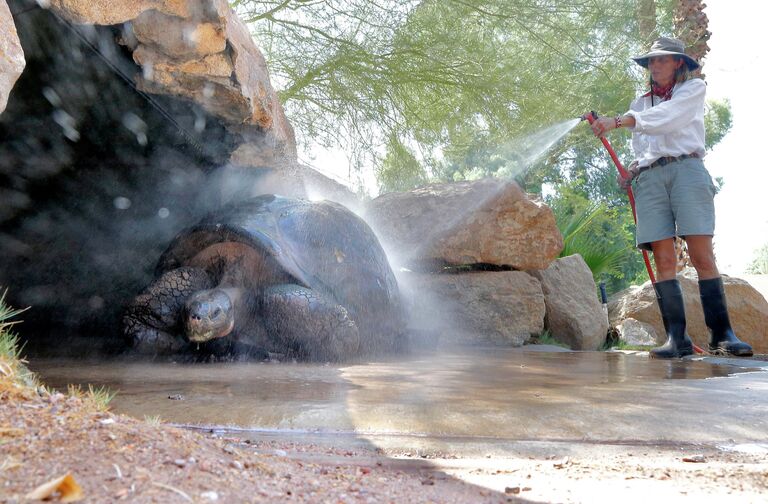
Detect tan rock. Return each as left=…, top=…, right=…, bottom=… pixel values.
left=227, top=141, right=278, bottom=168
left=529, top=254, right=608, bottom=350
left=48, top=0, right=190, bottom=25
left=132, top=45, right=231, bottom=81
left=365, top=178, right=563, bottom=271
left=1, top=0, right=25, bottom=115
left=227, top=119, right=297, bottom=168
left=222, top=5, right=278, bottom=130
left=131, top=1, right=295, bottom=163
left=617, top=318, right=661, bottom=346
left=401, top=270, right=546, bottom=347
left=741, top=274, right=768, bottom=302
left=165, top=52, right=231, bottom=78
left=132, top=11, right=226, bottom=57
left=608, top=269, right=768, bottom=353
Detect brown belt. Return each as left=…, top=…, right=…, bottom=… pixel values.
left=637, top=153, right=699, bottom=174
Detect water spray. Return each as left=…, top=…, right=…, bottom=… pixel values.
left=580, top=111, right=705, bottom=355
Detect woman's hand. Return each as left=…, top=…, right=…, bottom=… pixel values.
left=590, top=116, right=616, bottom=137
left=618, top=160, right=640, bottom=189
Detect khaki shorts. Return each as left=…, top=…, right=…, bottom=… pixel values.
left=631, top=157, right=716, bottom=251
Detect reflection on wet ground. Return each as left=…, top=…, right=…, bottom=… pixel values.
left=30, top=347, right=768, bottom=452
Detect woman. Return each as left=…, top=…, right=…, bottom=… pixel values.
left=590, top=36, right=752, bottom=358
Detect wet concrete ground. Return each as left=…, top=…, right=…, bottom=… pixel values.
left=28, top=347, right=768, bottom=502
left=30, top=346, right=768, bottom=456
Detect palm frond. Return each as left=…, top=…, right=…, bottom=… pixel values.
left=555, top=203, right=629, bottom=278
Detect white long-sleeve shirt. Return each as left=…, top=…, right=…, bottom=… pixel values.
left=625, top=78, right=706, bottom=168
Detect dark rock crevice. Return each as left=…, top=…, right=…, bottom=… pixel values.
left=0, top=2, right=244, bottom=355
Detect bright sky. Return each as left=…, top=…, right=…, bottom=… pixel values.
left=303, top=1, right=766, bottom=273
left=700, top=0, right=768, bottom=274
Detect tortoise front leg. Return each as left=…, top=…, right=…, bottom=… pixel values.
left=261, top=284, right=360, bottom=361
left=123, top=267, right=213, bottom=355
left=123, top=323, right=185, bottom=355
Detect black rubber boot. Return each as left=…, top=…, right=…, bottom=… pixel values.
left=650, top=279, right=694, bottom=359
left=699, top=277, right=753, bottom=357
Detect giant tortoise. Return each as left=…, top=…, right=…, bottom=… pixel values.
left=123, top=195, right=406, bottom=360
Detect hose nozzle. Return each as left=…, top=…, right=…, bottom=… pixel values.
left=580, top=111, right=598, bottom=123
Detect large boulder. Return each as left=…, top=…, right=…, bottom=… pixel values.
left=1, top=0, right=25, bottom=114
left=46, top=0, right=296, bottom=166
left=609, top=269, right=768, bottom=353
left=365, top=178, right=563, bottom=271
left=529, top=254, right=608, bottom=350
left=741, top=274, right=768, bottom=301
left=400, top=270, right=546, bottom=347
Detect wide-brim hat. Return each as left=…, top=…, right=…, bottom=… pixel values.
left=632, top=36, right=700, bottom=71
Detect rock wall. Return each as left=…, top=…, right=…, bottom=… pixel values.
left=367, top=178, right=607, bottom=350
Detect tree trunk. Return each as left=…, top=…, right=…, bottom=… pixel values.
left=675, top=237, right=692, bottom=272
left=636, top=0, right=657, bottom=43
left=674, top=0, right=710, bottom=78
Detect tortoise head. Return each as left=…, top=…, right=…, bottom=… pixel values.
left=183, top=289, right=235, bottom=343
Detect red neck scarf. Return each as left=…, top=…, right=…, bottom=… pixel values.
left=643, top=82, right=674, bottom=101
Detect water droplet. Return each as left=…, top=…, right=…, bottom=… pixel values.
left=113, top=197, right=132, bottom=210
left=42, top=87, right=61, bottom=107
left=194, top=116, right=206, bottom=133
left=122, top=112, right=148, bottom=145
left=52, top=109, right=80, bottom=142
left=142, top=61, right=155, bottom=80
left=158, top=207, right=170, bottom=218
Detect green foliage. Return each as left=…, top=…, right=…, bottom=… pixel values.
left=528, top=330, right=570, bottom=349
left=704, top=98, right=733, bottom=151
left=377, top=135, right=428, bottom=193
left=556, top=202, right=629, bottom=280
left=236, top=0, right=670, bottom=190
left=746, top=243, right=768, bottom=274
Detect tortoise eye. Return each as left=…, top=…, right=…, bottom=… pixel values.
left=212, top=308, right=221, bottom=318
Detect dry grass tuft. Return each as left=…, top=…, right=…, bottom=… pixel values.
left=0, top=290, right=38, bottom=399
left=67, top=384, right=116, bottom=412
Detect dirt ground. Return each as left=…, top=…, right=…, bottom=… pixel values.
left=0, top=383, right=510, bottom=503
left=2, top=369, right=768, bottom=503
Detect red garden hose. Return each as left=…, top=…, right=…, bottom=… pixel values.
left=582, top=112, right=705, bottom=354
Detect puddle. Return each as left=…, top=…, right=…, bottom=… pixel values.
left=29, top=348, right=768, bottom=447
left=719, top=443, right=768, bottom=455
